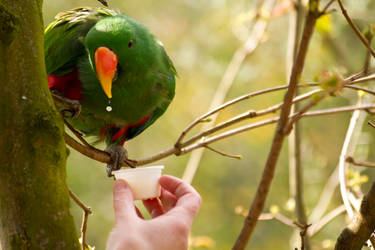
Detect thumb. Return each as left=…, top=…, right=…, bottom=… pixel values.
left=113, top=180, right=136, bottom=221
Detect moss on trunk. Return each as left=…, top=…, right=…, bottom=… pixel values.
left=0, top=0, right=80, bottom=249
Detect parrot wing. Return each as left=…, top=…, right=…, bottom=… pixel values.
left=126, top=44, right=177, bottom=140
left=44, top=7, right=118, bottom=75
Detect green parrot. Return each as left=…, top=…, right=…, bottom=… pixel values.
left=45, top=7, right=176, bottom=175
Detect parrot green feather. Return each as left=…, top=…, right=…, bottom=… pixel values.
left=45, top=7, right=176, bottom=145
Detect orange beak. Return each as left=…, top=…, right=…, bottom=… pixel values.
left=94, top=47, right=118, bottom=99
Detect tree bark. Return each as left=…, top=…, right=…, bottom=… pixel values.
left=0, top=0, right=80, bottom=249
left=335, top=182, right=375, bottom=250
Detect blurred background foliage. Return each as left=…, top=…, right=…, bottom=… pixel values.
left=43, top=0, right=375, bottom=249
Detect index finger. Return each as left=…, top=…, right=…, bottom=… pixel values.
left=159, top=175, right=202, bottom=217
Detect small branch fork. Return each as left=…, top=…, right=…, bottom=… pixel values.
left=69, top=189, right=92, bottom=250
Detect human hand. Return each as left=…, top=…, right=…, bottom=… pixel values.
left=106, top=175, right=202, bottom=250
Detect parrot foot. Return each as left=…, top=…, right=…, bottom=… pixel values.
left=105, top=144, right=129, bottom=177
left=51, top=91, right=81, bottom=119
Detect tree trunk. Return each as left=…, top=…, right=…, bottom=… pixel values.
left=0, top=0, right=80, bottom=249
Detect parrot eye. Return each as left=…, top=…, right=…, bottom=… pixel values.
left=128, top=40, right=134, bottom=48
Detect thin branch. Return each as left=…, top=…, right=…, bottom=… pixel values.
left=64, top=120, right=92, bottom=148
left=287, top=0, right=310, bottom=247
left=233, top=1, right=320, bottom=248
left=65, top=102, right=375, bottom=167
left=338, top=98, right=362, bottom=220
left=337, top=0, right=375, bottom=58
left=350, top=72, right=375, bottom=84
left=284, top=93, right=325, bottom=135
left=346, top=156, right=375, bottom=168
left=175, top=84, right=288, bottom=147
left=182, top=89, right=322, bottom=148
left=69, top=189, right=92, bottom=250
left=309, top=63, right=375, bottom=227
left=322, top=0, right=336, bottom=14
left=308, top=205, right=346, bottom=236
left=204, top=145, right=242, bottom=160
left=260, top=212, right=312, bottom=250
left=181, top=0, right=276, bottom=184
left=65, top=132, right=111, bottom=164
left=345, top=85, right=375, bottom=96
left=364, top=34, right=373, bottom=74
left=176, top=71, right=375, bottom=152
left=309, top=165, right=340, bottom=223
left=181, top=103, right=374, bottom=155
left=259, top=213, right=298, bottom=228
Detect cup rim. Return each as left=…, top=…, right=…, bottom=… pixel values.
left=112, top=165, right=164, bottom=174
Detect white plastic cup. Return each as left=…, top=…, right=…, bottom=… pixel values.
left=112, top=166, right=164, bottom=200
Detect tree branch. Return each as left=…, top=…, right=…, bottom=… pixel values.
left=181, top=0, right=276, bottom=184
left=65, top=101, right=375, bottom=168
left=204, top=145, right=242, bottom=160
left=346, top=156, right=375, bottom=168
left=287, top=0, right=310, bottom=247
left=335, top=182, right=375, bottom=250
left=337, top=0, right=375, bottom=58
left=232, top=2, right=320, bottom=248
left=338, top=98, right=364, bottom=220
left=69, top=190, right=92, bottom=250
left=309, top=205, right=346, bottom=236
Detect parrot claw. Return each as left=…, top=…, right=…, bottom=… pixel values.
left=51, top=91, right=81, bottom=119
left=105, top=144, right=128, bottom=177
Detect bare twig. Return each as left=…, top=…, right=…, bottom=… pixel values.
left=338, top=98, right=363, bottom=220
left=322, top=0, right=336, bottom=14
left=64, top=120, right=92, bottom=148
left=337, top=0, right=375, bottom=58
left=259, top=213, right=298, bottom=228
left=69, top=189, right=92, bottom=250
left=309, top=72, right=375, bottom=226
left=287, top=0, right=310, bottom=247
left=175, top=84, right=288, bottom=147
left=65, top=132, right=111, bottom=164
left=309, top=205, right=346, bottom=236
left=65, top=102, right=375, bottom=167
left=284, top=93, right=325, bottom=135
left=350, top=72, right=375, bottom=84
left=364, top=33, right=373, bottom=74
left=204, top=145, right=242, bottom=160
left=183, top=89, right=322, bottom=148
left=346, top=156, right=375, bottom=168
left=176, top=72, right=374, bottom=152
left=345, top=85, right=375, bottom=96
left=181, top=0, right=276, bottom=184
left=232, top=2, right=320, bottom=248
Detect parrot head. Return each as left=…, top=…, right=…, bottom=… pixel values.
left=85, top=15, right=155, bottom=99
